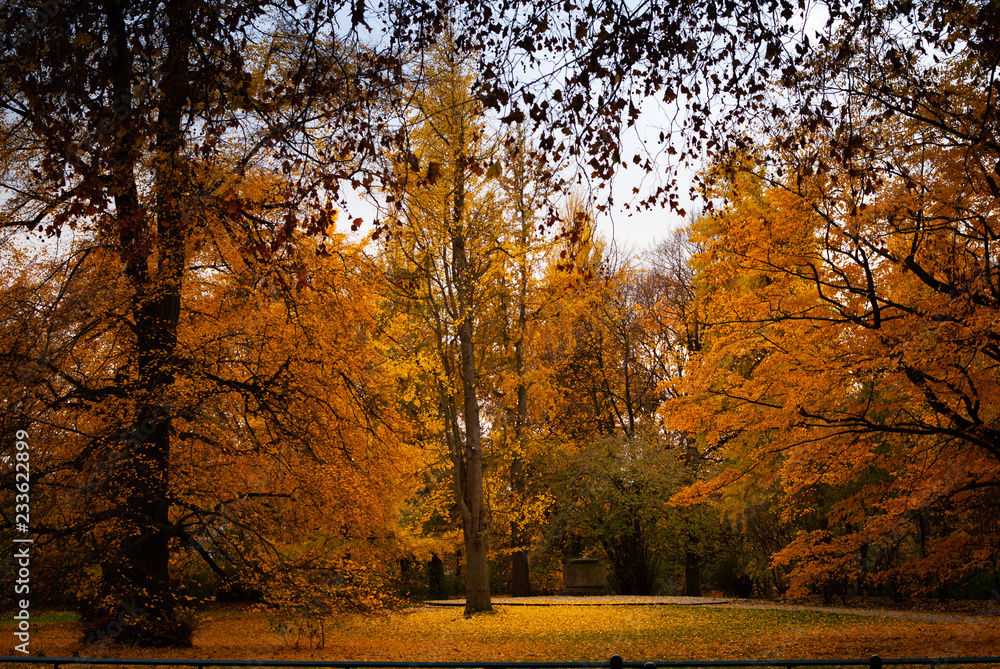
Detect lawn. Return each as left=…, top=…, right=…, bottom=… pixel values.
left=10, top=603, right=999, bottom=662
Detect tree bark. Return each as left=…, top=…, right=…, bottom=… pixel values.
left=452, top=230, right=492, bottom=614
left=450, top=139, right=492, bottom=613
left=510, top=546, right=531, bottom=596
left=97, top=0, right=191, bottom=644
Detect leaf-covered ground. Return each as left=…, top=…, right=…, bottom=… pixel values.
left=14, top=603, right=1000, bottom=662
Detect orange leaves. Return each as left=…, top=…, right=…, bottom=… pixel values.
left=663, top=119, right=1000, bottom=598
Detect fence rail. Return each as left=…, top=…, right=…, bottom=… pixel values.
left=1, top=655, right=999, bottom=669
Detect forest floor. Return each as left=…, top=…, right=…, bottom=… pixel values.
left=7, top=598, right=999, bottom=662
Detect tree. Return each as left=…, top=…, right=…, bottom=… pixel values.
left=483, top=128, right=559, bottom=597
left=529, top=213, right=695, bottom=595
left=636, top=0, right=1000, bottom=599
left=377, top=33, right=504, bottom=614
left=665, top=152, right=1000, bottom=598
left=0, top=0, right=409, bottom=642
left=0, top=197, right=419, bottom=636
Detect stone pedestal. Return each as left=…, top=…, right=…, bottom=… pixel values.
left=563, top=557, right=608, bottom=595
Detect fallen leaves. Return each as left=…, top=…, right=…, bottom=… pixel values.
left=19, top=604, right=1000, bottom=662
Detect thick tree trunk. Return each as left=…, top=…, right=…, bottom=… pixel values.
left=94, top=0, right=191, bottom=645
left=455, top=315, right=491, bottom=612
left=462, top=487, right=492, bottom=614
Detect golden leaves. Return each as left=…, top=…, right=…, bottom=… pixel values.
left=22, top=599, right=997, bottom=661
left=665, top=107, right=1000, bottom=598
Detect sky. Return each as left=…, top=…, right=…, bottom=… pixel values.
left=339, top=163, right=691, bottom=261
left=337, top=91, right=698, bottom=260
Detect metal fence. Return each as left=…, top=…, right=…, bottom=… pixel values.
left=1, top=655, right=999, bottom=669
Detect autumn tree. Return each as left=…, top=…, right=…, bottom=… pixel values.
left=480, top=129, right=561, bottom=597
left=528, top=210, right=694, bottom=595
left=377, top=34, right=505, bottom=614
left=0, top=0, right=412, bottom=642
left=0, top=188, right=420, bottom=632
left=666, top=140, right=1000, bottom=599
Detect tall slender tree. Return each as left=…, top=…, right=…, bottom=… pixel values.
left=378, top=33, right=501, bottom=613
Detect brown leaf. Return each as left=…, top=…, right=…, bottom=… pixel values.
left=426, top=161, right=442, bottom=184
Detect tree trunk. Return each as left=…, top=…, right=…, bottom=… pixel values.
left=451, top=147, right=492, bottom=614
left=684, top=550, right=702, bottom=597
left=510, top=548, right=531, bottom=597
left=509, top=425, right=531, bottom=596
left=454, top=235, right=492, bottom=614
left=509, top=449, right=530, bottom=596
left=95, top=0, right=191, bottom=645
left=509, top=171, right=532, bottom=597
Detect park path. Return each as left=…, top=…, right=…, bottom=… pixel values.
left=720, top=598, right=999, bottom=624
left=424, top=595, right=999, bottom=624
left=425, top=595, right=728, bottom=607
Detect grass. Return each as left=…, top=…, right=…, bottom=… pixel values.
left=8, top=603, right=999, bottom=662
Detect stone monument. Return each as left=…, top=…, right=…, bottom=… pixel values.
left=562, top=557, right=608, bottom=595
